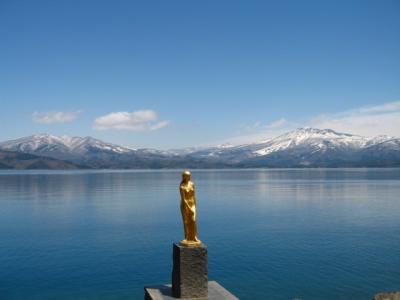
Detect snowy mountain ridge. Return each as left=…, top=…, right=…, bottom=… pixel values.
left=252, top=128, right=377, bottom=156
left=0, top=133, right=133, bottom=154
left=0, top=128, right=399, bottom=168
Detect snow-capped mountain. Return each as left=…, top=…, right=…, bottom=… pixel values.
left=0, top=133, right=169, bottom=168
left=0, top=128, right=399, bottom=168
left=252, top=128, right=369, bottom=156
left=0, top=133, right=133, bottom=158
left=183, top=128, right=400, bottom=167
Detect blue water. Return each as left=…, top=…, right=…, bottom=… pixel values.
left=0, top=169, right=399, bottom=300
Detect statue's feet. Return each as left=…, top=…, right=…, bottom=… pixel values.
left=180, top=239, right=202, bottom=247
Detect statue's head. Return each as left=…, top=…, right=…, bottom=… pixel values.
left=182, top=170, right=191, bottom=182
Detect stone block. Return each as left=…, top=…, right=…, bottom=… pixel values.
left=172, top=243, right=208, bottom=298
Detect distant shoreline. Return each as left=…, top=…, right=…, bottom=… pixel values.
left=1, top=166, right=400, bottom=172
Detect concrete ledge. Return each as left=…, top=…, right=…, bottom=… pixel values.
left=374, top=292, right=400, bottom=300
left=145, top=281, right=239, bottom=300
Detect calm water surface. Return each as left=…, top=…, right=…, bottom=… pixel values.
left=0, top=169, right=399, bottom=300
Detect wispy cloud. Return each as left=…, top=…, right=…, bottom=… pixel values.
left=32, top=110, right=82, bottom=124
left=93, top=109, right=169, bottom=131
left=239, top=118, right=288, bottom=133
left=266, top=118, right=287, bottom=129
left=223, top=101, right=400, bottom=145
left=358, top=102, right=400, bottom=114
left=225, top=118, right=295, bottom=145
left=239, top=121, right=262, bottom=131
left=307, top=101, right=400, bottom=137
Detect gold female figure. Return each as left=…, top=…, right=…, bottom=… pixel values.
left=179, top=170, right=201, bottom=246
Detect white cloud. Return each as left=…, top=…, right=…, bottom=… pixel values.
left=239, top=118, right=288, bottom=133
left=308, top=101, right=400, bottom=137
left=239, top=121, right=261, bottom=131
left=223, top=118, right=295, bottom=145
left=93, top=109, right=169, bottom=131
left=223, top=101, right=400, bottom=145
left=32, top=110, right=82, bottom=124
left=358, top=102, right=400, bottom=114
left=266, top=118, right=287, bottom=129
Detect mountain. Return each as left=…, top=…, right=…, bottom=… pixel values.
left=185, top=128, right=400, bottom=167
left=359, top=138, right=400, bottom=167
left=0, top=133, right=133, bottom=159
left=0, top=128, right=399, bottom=169
left=0, top=150, right=82, bottom=169
left=0, top=134, right=169, bottom=168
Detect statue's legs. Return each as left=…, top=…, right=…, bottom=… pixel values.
left=182, top=219, right=188, bottom=240
left=180, top=208, right=200, bottom=245
left=187, top=213, right=198, bottom=241
left=192, top=221, right=198, bottom=241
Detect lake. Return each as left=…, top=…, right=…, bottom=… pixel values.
left=0, top=169, right=399, bottom=300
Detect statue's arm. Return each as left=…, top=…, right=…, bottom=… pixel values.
left=193, top=183, right=196, bottom=206
left=179, top=186, right=184, bottom=201
left=192, top=183, right=197, bottom=219
left=180, top=186, right=190, bottom=209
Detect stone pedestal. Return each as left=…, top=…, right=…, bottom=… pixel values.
left=144, top=242, right=239, bottom=299
left=172, top=243, right=208, bottom=298
left=144, top=281, right=239, bottom=300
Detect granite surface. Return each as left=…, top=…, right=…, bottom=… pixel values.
left=172, top=243, right=208, bottom=298
left=374, top=292, right=400, bottom=300
left=144, top=281, right=239, bottom=300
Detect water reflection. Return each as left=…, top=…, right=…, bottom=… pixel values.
left=0, top=169, right=399, bottom=300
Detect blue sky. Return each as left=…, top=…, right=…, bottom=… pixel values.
left=0, top=0, right=399, bottom=149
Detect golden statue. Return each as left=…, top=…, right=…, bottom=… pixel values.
left=179, top=170, right=201, bottom=246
